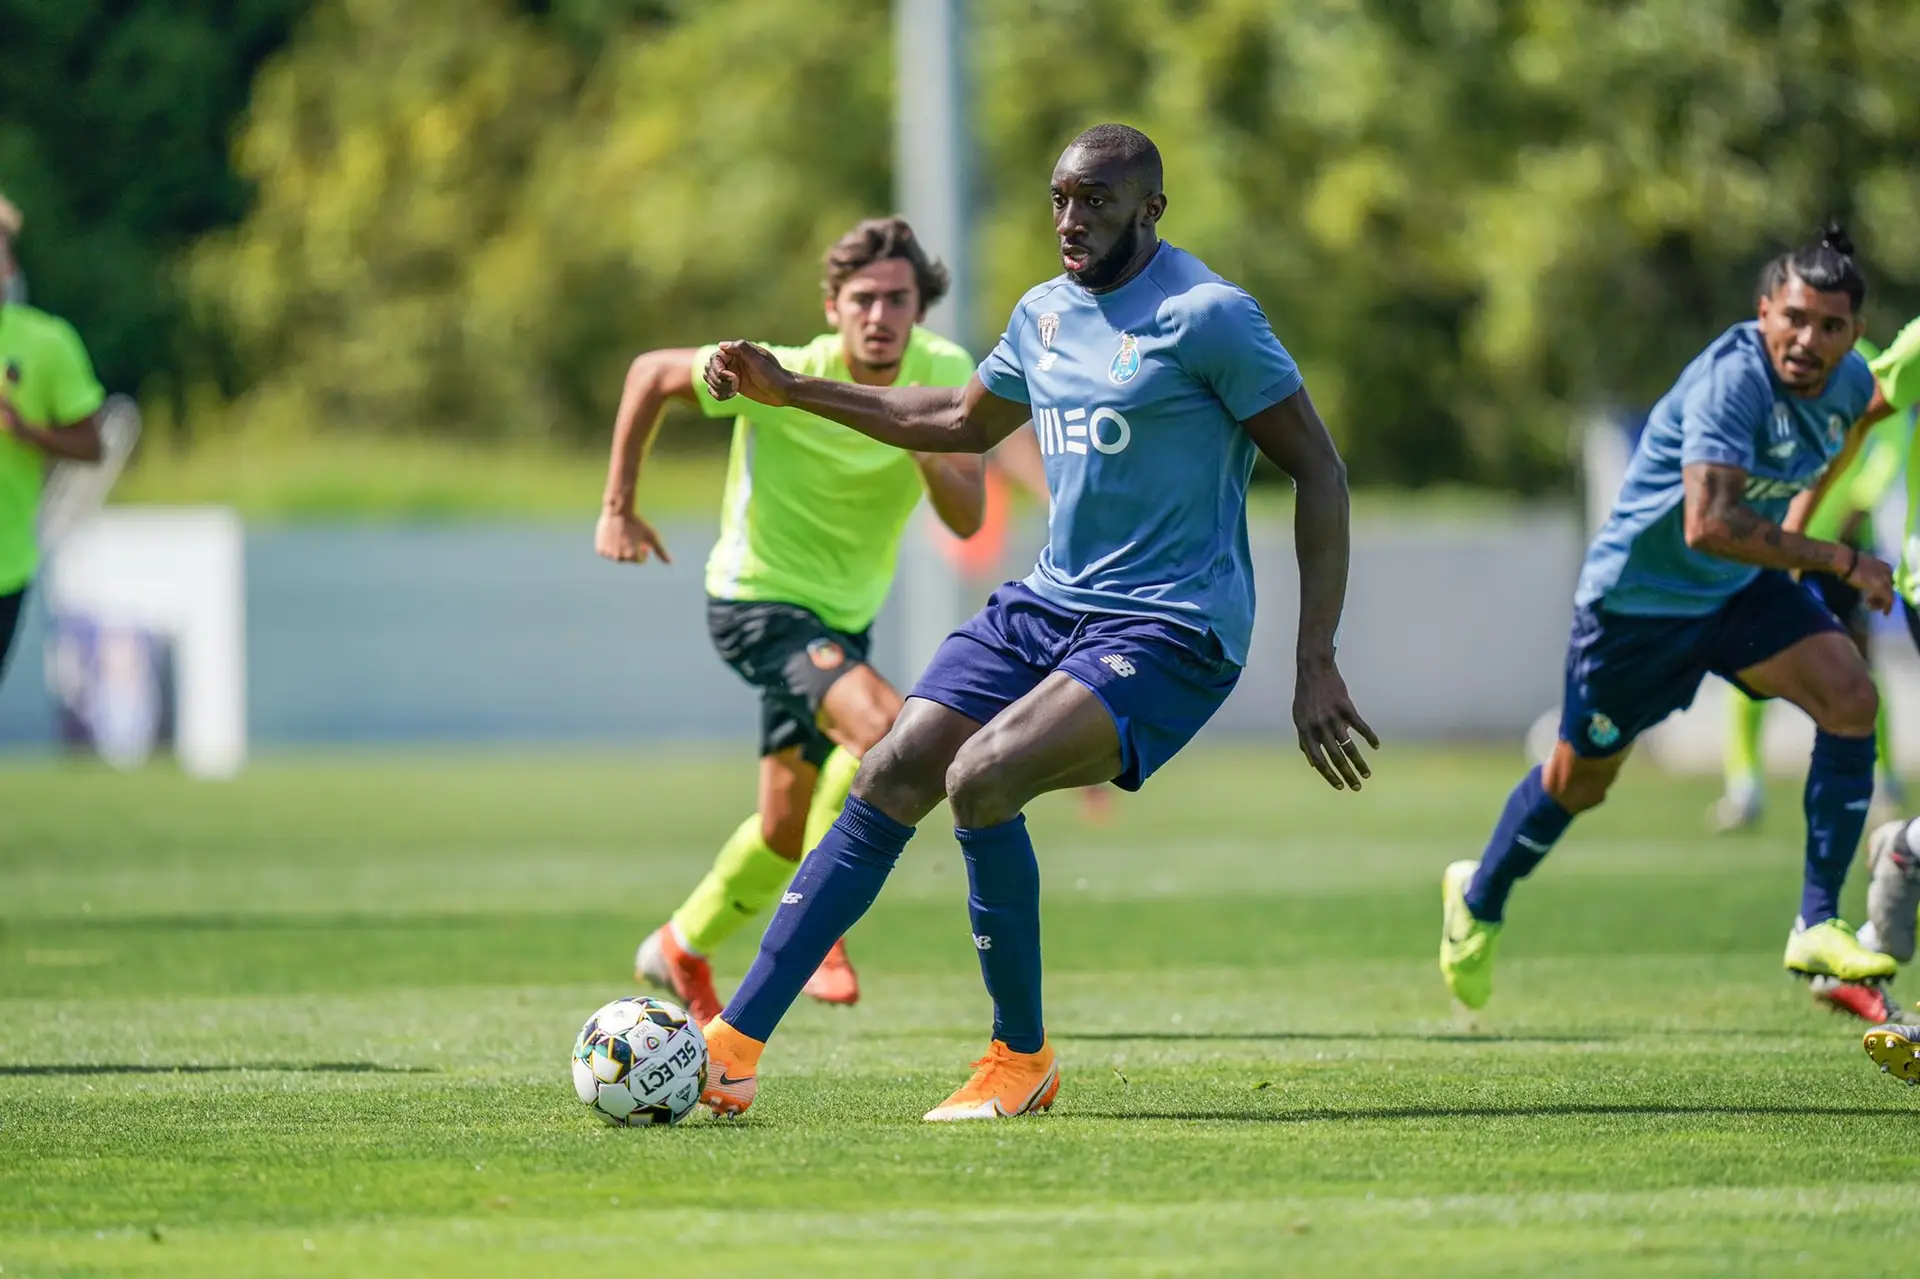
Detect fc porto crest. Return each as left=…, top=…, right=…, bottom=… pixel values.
left=1587, top=711, right=1621, bottom=750
left=1036, top=312, right=1060, bottom=373
left=1108, top=332, right=1141, bottom=385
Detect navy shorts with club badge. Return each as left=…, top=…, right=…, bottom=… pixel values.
left=1560, top=569, right=1844, bottom=757
left=909, top=582, right=1242, bottom=791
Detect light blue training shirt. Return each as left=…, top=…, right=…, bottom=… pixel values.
left=977, top=243, right=1304, bottom=664
left=1576, top=321, right=1875, bottom=616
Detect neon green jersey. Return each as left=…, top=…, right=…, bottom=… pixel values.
left=692, top=327, right=975, bottom=633
left=1869, top=317, right=1920, bottom=604
left=0, top=304, right=105, bottom=593
left=1805, top=336, right=1911, bottom=544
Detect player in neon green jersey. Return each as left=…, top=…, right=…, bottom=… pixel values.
left=1752, top=315, right=1920, bottom=1030
left=1830, top=318, right=1920, bottom=977
left=594, top=217, right=988, bottom=1025
left=1713, top=335, right=1911, bottom=836
left=0, top=192, right=105, bottom=685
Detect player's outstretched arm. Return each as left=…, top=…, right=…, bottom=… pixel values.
left=1683, top=462, right=1892, bottom=611
left=704, top=342, right=1029, bottom=455
left=597, top=348, right=699, bottom=565
left=1241, top=387, right=1378, bottom=791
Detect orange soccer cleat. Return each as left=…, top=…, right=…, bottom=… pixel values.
left=922, top=1039, right=1059, bottom=1122
left=700, top=1017, right=764, bottom=1116
left=802, top=937, right=861, bottom=1006
left=634, top=924, right=723, bottom=1028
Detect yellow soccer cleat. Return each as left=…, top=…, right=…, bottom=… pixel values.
left=1440, top=859, right=1501, bottom=1010
left=923, top=1039, right=1060, bottom=1122
left=699, top=1018, right=763, bottom=1117
left=1863, top=1023, right=1920, bottom=1086
left=1784, top=918, right=1899, bottom=985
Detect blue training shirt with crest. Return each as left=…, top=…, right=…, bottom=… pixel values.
left=1576, top=321, right=1875, bottom=617
left=976, top=243, right=1303, bottom=665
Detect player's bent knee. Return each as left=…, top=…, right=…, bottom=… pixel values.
left=945, top=744, right=1022, bottom=828
left=841, top=702, right=900, bottom=756
left=849, top=729, right=948, bottom=825
left=759, top=810, right=807, bottom=859
left=1543, top=743, right=1620, bottom=815
left=1817, top=674, right=1879, bottom=739
left=823, top=667, right=905, bottom=756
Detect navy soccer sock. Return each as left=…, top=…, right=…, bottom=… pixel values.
left=1801, top=730, right=1876, bottom=926
left=1464, top=765, right=1575, bottom=923
left=722, top=796, right=913, bottom=1042
left=954, top=817, right=1045, bottom=1054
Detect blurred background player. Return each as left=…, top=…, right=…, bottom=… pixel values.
left=1828, top=315, right=1920, bottom=1034
left=1712, top=336, right=1911, bottom=835
left=595, top=217, right=986, bottom=1025
left=0, top=191, right=105, bottom=686
left=1442, top=226, right=1898, bottom=1013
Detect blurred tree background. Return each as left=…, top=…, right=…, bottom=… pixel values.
left=8, top=0, right=1920, bottom=495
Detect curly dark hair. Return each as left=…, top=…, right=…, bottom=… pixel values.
left=822, top=217, right=950, bottom=312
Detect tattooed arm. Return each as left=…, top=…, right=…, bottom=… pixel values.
left=1682, top=462, right=1893, bottom=610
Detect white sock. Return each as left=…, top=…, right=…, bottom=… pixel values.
left=1859, top=919, right=1888, bottom=955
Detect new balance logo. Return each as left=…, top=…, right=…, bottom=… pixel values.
left=1099, top=654, right=1137, bottom=677
left=781, top=892, right=804, bottom=904
left=973, top=934, right=992, bottom=951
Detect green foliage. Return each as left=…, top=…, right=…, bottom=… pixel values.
left=0, top=0, right=304, bottom=399
left=184, top=0, right=895, bottom=447
left=26, top=0, right=1920, bottom=489
left=973, top=0, right=1920, bottom=488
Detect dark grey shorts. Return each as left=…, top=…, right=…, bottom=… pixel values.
left=0, top=585, right=25, bottom=685
left=706, top=597, right=873, bottom=765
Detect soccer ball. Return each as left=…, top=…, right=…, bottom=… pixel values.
left=571, top=996, right=708, bottom=1126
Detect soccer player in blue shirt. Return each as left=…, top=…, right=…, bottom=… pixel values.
left=691, top=123, right=1375, bottom=1120
left=1442, top=226, right=1898, bottom=1010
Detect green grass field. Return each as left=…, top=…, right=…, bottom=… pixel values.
left=3, top=745, right=1917, bottom=1276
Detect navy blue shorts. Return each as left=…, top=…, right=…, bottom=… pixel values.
left=1560, top=569, right=1843, bottom=757
left=909, top=582, right=1242, bottom=791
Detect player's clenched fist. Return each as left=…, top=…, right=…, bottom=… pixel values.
left=703, top=341, right=794, bottom=407
left=1844, top=550, right=1896, bottom=614
left=595, top=510, right=672, bottom=566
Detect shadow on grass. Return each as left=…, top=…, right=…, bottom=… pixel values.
left=1060, top=1030, right=1615, bottom=1044
left=0, top=1062, right=432, bottom=1077
left=1064, top=1102, right=1911, bottom=1123
left=1056, top=1029, right=1819, bottom=1044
